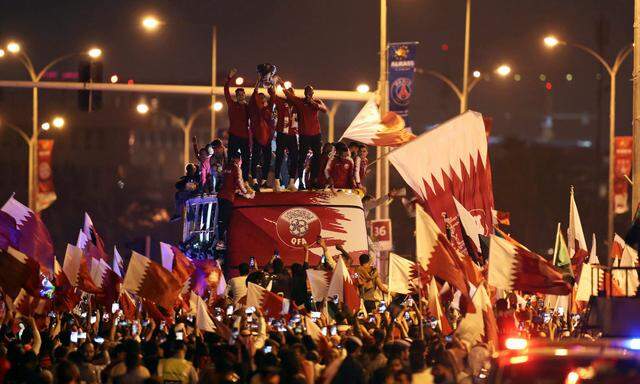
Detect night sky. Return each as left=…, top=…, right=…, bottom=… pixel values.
left=0, top=0, right=635, bottom=256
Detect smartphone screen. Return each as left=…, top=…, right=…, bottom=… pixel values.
left=249, top=256, right=255, bottom=268
left=112, top=303, right=120, bottom=313
left=90, top=316, right=97, bottom=324
left=176, top=331, right=184, bottom=340
left=226, top=305, right=234, bottom=316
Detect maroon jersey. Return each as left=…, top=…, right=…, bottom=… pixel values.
left=224, top=80, right=250, bottom=138
left=268, top=87, right=296, bottom=135
left=219, top=163, right=246, bottom=202
left=284, top=89, right=324, bottom=136
left=249, top=91, right=273, bottom=146
left=327, top=156, right=355, bottom=189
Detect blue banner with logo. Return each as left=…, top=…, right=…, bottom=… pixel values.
left=388, top=42, right=418, bottom=127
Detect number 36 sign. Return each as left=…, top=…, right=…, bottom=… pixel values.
left=370, top=219, right=393, bottom=251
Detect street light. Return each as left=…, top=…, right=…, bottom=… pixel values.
left=52, top=116, right=65, bottom=129
left=356, top=83, right=370, bottom=93
left=543, top=35, right=560, bottom=48
left=417, top=63, right=513, bottom=112
left=213, top=101, right=223, bottom=111
left=0, top=49, right=5, bottom=58
left=141, top=16, right=161, bottom=31
left=110, top=74, right=119, bottom=83
left=544, top=34, right=633, bottom=250
left=41, top=122, right=50, bottom=131
left=136, top=103, right=150, bottom=114
left=496, top=64, right=512, bottom=77
left=6, top=41, right=20, bottom=54
left=0, top=41, right=103, bottom=209
left=235, top=77, right=244, bottom=86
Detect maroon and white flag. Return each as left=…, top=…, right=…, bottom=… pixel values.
left=90, top=258, right=122, bottom=307
left=416, top=205, right=475, bottom=312
left=123, top=251, right=182, bottom=310
left=160, top=242, right=196, bottom=287
left=306, top=269, right=332, bottom=301
left=489, top=235, right=571, bottom=295
left=11, top=288, right=50, bottom=316
left=53, top=259, right=80, bottom=312
left=80, top=213, right=110, bottom=264
left=190, top=292, right=216, bottom=332
left=0, top=196, right=54, bottom=273
left=63, top=244, right=102, bottom=294
left=113, top=246, right=124, bottom=278
left=388, top=253, right=420, bottom=295
left=246, top=282, right=291, bottom=317
left=327, top=257, right=360, bottom=313
left=388, top=111, right=494, bottom=255
left=0, top=247, right=41, bottom=298
left=567, top=189, right=589, bottom=280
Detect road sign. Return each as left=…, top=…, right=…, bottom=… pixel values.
left=370, top=219, right=393, bottom=251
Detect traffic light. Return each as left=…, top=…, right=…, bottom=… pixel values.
left=78, top=59, right=103, bottom=111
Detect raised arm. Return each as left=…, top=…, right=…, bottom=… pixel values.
left=314, top=98, right=328, bottom=113
left=224, top=68, right=237, bottom=104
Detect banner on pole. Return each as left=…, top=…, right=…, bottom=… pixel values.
left=370, top=219, right=393, bottom=251
left=36, top=139, right=56, bottom=212
left=614, top=136, right=633, bottom=214
left=388, top=42, right=418, bottom=127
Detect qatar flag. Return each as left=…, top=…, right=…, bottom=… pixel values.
left=455, top=284, right=499, bottom=348
left=327, top=257, right=360, bottom=313
left=0, top=196, right=54, bottom=273
left=80, top=213, right=110, bottom=263
left=388, top=111, right=494, bottom=255
left=11, top=288, right=50, bottom=317
left=388, top=253, right=421, bottom=295
left=0, top=247, right=41, bottom=298
left=246, top=282, right=291, bottom=317
left=63, top=244, right=101, bottom=294
left=306, top=269, right=332, bottom=301
left=567, top=189, right=589, bottom=280
left=340, top=97, right=415, bottom=147
left=160, top=242, right=196, bottom=291
left=489, top=235, right=571, bottom=295
left=53, top=259, right=80, bottom=312
left=123, top=251, right=182, bottom=310
left=90, top=258, right=122, bottom=307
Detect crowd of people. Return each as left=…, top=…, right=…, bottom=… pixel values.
left=0, top=244, right=584, bottom=384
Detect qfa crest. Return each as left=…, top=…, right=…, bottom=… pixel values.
left=390, top=77, right=412, bottom=107
left=276, top=207, right=322, bottom=248
left=393, top=45, right=410, bottom=60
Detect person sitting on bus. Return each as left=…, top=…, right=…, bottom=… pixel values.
left=171, top=163, right=200, bottom=221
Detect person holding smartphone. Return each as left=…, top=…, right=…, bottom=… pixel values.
left=355, top=253, right=388, bottom=312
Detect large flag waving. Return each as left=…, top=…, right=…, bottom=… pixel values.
left=416, top=205, right=475, bottom=312
left=0, top=196, right=54, bottom=273
left=246, top=282, right=292, bottom=317
left=340, top=97, right=415, bottom=147
left=123, top=251, right=182, bottom=310
left=388, top=253, right=418, bottom=294
left=0, top=247, right=41, bottom=298
left=306, top=269, right=332, bottom=301
left=567, top=189, right=588, bottom=278
left=63, top=244, right=102, bottom=294
left=489, top=235, right=571, bottom=295
left=455, top=284, right=499, bottom=348
left=81, top=213, right=110, bottom=263
left=389, top=111, right=494, bottom=255
left=327, top=258, right=361, bottom=313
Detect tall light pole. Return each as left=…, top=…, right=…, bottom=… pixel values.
left=544, top=35, right=632, bottom=249
left=460, top=0, right=472, bottom=113
left=136, top=101, right=218, bottom=166
left=0, top=41, right=101, bottom=209
left=417, top=64, right=511, bottom=111
left=633, top=1, right=640, bottom=215
left=141, top=16, right=218, bottom=140
left=376, top=0, right=390, bottom=220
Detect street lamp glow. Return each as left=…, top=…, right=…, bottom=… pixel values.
left=6, top=42, right=20, bottom=54
left=544, top=36, right=559, bottom=48
left=110, top=74, right=119, bottom=83
left=213, top=101, right=223, bottom=111
left=472, top=70, right=481, bottom=78
left=235, top=77, right=244, bottom=86
left=136, top=103, right=150, bottom=114
left=52, top=117, right=65, bottom=129
left=142, top=16, right=161, bottom=31
left=356, top=83, right=370, bottom=93
left=87, top=48, right=102, bottom=59
left=284, top=81, right=292, bottom=89
left=41, top=122, right=50, bottom=131
left=496, top=65, right=512, bottom=77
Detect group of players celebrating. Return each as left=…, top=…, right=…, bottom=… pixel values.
left=221, top=68, right=369, bottom=194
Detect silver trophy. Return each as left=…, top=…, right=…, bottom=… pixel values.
left=257, top=63, right=278, bottom=87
